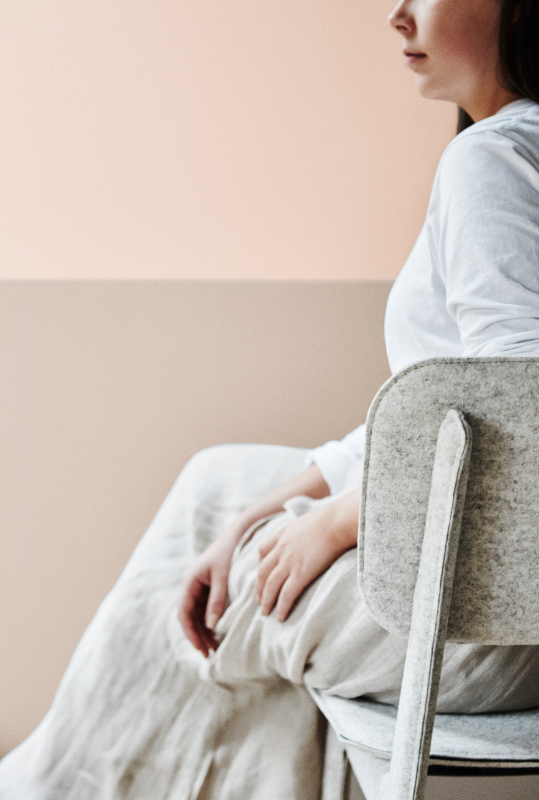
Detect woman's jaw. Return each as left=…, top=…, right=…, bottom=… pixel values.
left=388, top=0, right=521, bottom=122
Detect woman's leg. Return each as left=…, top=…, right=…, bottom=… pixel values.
left=205, top=503, right=539, bottom=714
left=0, top=444, right=308, bottom=800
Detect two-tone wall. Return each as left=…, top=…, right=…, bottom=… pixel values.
left=5, top=5, right=537, bottom=799
left=1, top=1, right=453, bottom=752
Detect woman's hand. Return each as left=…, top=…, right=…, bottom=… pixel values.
left=178, top=521, right=245, bottom=657
left=177, top=462, right=331, bottom=657
left=256, top=489, right=360, bottom=623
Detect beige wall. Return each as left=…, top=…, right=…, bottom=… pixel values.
left=0, top=0, right=455, bottom=280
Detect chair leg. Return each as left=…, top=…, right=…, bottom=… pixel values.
left=321, top=725, right=349, bottom=800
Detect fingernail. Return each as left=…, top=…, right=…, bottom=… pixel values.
left=206, top=614, right=218, bottom=630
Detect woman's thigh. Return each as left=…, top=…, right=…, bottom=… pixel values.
left=203, top=511, right=539, bottom=714
left=201, top=510, right=407, bottom=698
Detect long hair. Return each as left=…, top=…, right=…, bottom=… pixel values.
left=457, top=0, right=539, bottom=134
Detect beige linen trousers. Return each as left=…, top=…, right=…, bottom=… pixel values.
left=1, top=444, right=539, bottom=800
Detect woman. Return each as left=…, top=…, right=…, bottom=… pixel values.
left=2, top=0, right=539, bottom=798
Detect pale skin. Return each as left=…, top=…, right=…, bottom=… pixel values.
left=389, top=0, right=520, bottom=121
left=179, top=0, right=520, bottom=657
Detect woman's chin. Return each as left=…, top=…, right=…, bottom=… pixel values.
left=414, top=76, right=455, bottom=104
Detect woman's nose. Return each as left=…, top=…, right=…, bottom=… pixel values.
left=388, top=0, right=414, bottom=33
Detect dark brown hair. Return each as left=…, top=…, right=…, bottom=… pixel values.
left=457, top=0, right=539, bottom=134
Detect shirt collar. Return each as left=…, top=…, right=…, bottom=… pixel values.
left=493, top=98, right=538, bottom=120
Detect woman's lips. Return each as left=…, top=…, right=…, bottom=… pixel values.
left=404, top=51, right=427, bottom=66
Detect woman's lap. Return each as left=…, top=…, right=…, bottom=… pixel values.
left=206, top=507, right=539, bottom=713
left=2, top=443, right=539, bottom=799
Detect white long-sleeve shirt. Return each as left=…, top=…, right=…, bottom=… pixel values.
left=309, top=98, right=539, bottom=494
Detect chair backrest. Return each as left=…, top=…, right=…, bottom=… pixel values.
left=358, top=357, right=539, bottom=645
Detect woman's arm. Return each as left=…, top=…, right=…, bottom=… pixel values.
left=229, top=461, right=331, bottom=534
left=178, top=463, right=330, bottom=656
left=306, top=423, right=366, bottom=496
left=433, top=129, right=539, bottom=358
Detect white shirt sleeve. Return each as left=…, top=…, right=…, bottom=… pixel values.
left=305, top=424, right=366, bottom=495
left=431, top=128, right=539, bottom=358
left=307, top=113, right=539, bottom=497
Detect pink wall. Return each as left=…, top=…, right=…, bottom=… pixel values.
left=0, top=0, right=455, bottom=280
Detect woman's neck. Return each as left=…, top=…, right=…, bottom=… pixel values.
left=463, top=86, right=522, bottom=123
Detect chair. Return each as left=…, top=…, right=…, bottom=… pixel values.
left=310, top=357, right=539, bottom=800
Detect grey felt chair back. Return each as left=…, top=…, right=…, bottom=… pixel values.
left=358, top=356, right=539, bottom=645
left=312, top=358, right=539, bottom=800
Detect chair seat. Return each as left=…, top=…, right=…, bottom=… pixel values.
left=309, top=689, right=539, bottom=767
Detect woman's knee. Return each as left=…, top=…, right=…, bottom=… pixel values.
left=176, top=444, right=252, bottom=490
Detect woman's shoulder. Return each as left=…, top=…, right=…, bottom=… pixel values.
left=435, top=100, right=539, bottom=197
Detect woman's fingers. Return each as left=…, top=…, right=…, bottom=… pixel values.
left=275, top=574, right=303, bottom=623
left=259, top=562, right=290, bottom=617
left=257, top=526, right=293, bottom=612
left=177, top=574, right=206, bottom=652
left=192, top=583, right=221, bottom=655
left=256, top=546, right=279, bottom=603
left=205, top=570, right=229, bottom=632
left=256, top=525, right=285, bottom=600
left=178, top=572, right=220, bottom=655
left=258, top=528, right=279, bottom=559
left=193, top=614, right=219, bottom=657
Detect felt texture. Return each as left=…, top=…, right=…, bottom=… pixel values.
left=358, top=357, right=539, bottom=644
left=329, top=358, right=539, bottom=800
left=313, top=690, right=539, bottom=800
left=314, top=693, right=539, bottom=763
left=385, top=410, right=472, bottom=800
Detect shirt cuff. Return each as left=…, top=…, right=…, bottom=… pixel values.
left=305, top=424, right=366, bottom=495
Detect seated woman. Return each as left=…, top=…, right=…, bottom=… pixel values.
left=2, top=0, right=539, bottom=798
